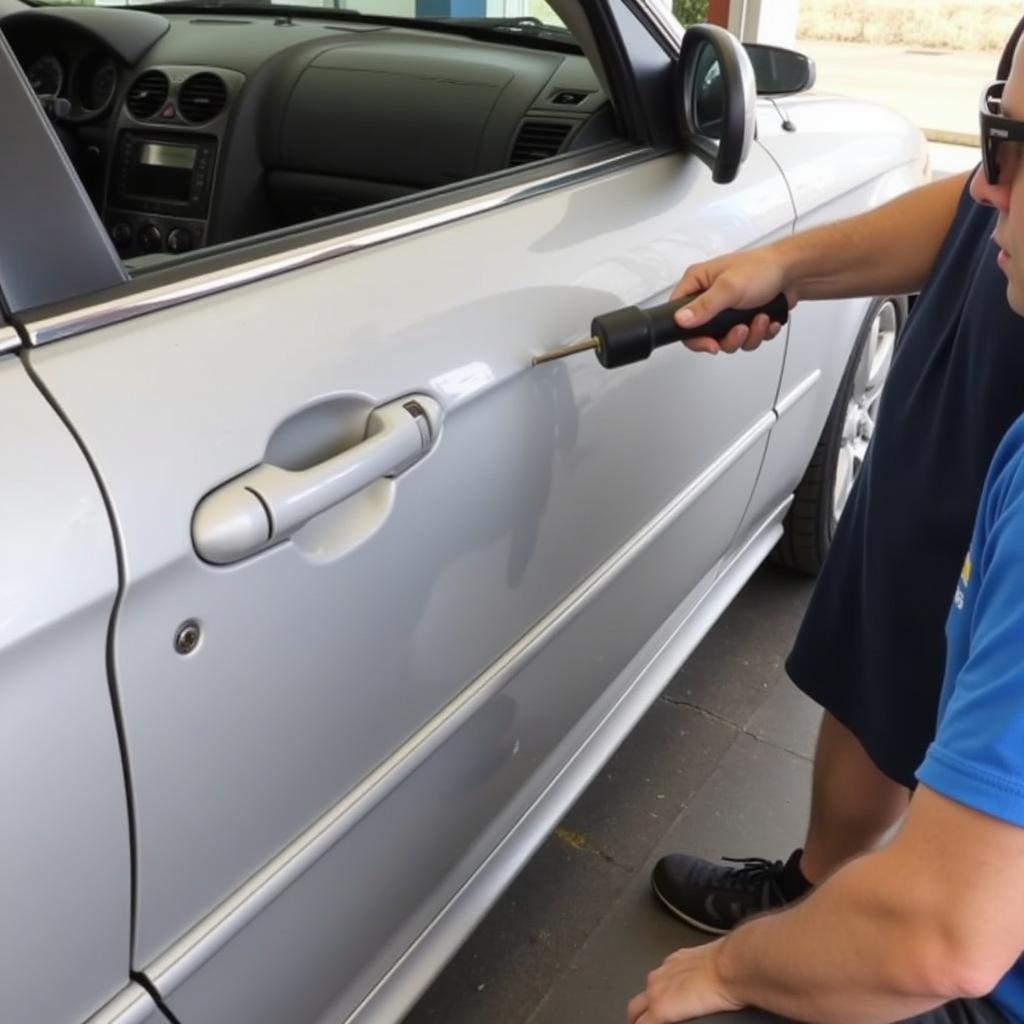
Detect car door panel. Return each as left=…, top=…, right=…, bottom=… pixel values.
left=29, top=147, right=793, bottom=1006
left=145, top=443, right=771, bottom=1024
left=0, top=350, right=131, bottom=1024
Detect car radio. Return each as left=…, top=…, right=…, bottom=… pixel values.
left=110, top=130, right=217, bottom=218
left=106, top=130, right=217, bottom=256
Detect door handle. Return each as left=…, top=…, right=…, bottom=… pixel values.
left=193, top=396, right=438, bottom=564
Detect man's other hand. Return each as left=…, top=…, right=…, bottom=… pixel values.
left=627, top=940, right=745, bottom=1024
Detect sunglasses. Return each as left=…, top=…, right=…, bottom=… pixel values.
left=980, top=81, right=1024, bottom=185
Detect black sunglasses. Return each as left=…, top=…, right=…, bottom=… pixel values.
left=980, top=81, right=1024, bottom=185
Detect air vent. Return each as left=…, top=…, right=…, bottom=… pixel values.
left=509, top=121, right=573, bottom=166
left=178, top=72, right=228, bottom=123
left=125, top=70, right=169, bottom=120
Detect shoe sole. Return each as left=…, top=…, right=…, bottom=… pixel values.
left=649, top=876, right=730, bottom=936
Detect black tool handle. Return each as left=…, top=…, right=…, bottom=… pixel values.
left=590, top=292, right=789, bottom=369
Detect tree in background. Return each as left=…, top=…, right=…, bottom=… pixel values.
left=673, top=0, right=709, bottom=24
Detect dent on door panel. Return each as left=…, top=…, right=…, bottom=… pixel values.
left=0, top=354, right=130, bottom=1024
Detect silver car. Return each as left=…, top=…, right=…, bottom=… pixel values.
left=0, top=2, right=924, bottom=1022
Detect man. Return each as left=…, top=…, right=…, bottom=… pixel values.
left=626, top=30, right=1024, bottom=1024
left=648, top=21, right=1024, bottom=940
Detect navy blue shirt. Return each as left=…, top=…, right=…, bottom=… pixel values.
left=786, top=175, right=1024, bottom=788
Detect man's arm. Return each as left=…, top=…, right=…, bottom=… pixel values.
left=629, top=784, right=1024, bottom=1024
left=773, top=170, right=969, bottom=302
left=674, top=170, right=970, bottom=354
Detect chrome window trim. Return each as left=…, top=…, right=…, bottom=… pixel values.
left=22, top=148, right=654, bottom=349
left=0, top=326, right=19, bottom=355
left=142, top=408, right=775, bottom=997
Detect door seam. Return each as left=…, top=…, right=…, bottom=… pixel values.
left=17, top=347, right=140, bottom=963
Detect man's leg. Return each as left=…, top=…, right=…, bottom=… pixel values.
left=799, top=711, right=911, bottom=884
left=650, top=710, right=912, bottom=932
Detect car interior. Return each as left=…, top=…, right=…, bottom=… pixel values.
left=0, top=1, right=624, bottom=272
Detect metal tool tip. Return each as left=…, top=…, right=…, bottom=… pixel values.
left=531, top=337, right=599, bottom=366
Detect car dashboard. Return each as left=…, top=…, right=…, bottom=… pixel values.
left=1, top=4, right=617, bottom=261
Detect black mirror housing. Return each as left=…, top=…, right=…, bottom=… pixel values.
left=675, top=24, right=756, bottom=185
left=743, top=43, right=816, bottom=95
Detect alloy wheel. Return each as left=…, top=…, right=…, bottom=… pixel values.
left=832, top=299, right=899, bottom=521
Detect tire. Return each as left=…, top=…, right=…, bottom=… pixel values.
left=772, top=295, right=909, bottom=575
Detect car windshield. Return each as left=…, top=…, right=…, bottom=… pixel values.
left=31, top=0, right=569, bottom=30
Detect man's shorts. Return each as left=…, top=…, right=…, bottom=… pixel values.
left=784, top=180, right=1024, bottom=789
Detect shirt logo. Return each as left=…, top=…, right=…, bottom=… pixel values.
left=954, top=550, right=972, bottom=610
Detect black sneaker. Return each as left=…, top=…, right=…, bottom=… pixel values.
left=650, top=849, right=808, bottom=934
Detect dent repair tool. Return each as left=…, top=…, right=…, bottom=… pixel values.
left=532, top=292, right=789, bottom=369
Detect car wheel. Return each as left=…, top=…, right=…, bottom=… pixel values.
left=772, top=295, right=908, bottom=575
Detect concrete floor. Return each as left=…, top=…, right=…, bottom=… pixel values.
left=403, top=562, right=821, bottom=1024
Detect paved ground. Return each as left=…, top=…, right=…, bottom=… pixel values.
left=403, top=562, right=821, bottom=1024
left=797, top=39, right=996, bottom=141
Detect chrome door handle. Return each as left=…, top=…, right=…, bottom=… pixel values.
left=193, top=396, right=438, bottom=564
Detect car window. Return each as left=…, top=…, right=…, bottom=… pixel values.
left=2, top=0, right=626, bottom=278
left=264, top=1, right=568, bottom=32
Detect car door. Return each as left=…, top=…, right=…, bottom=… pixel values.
left=5, top=7, right=794, bottom=1024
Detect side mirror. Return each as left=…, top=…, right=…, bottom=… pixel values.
left=743, top=43, right=816, bottom=95
left=675, top=24, right=756, bottom=185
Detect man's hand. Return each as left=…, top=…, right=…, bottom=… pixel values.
left=626, top=941, right=745, bottom=1024
left=671, top=247, right=796, bottom=355
left=671, top=171, right=967, bottom=355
